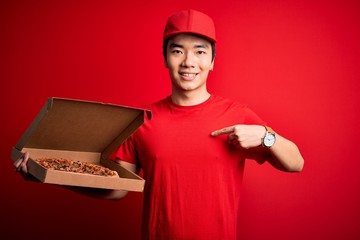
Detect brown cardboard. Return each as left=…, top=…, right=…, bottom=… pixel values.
left=11, top=97, right=151, bottom=191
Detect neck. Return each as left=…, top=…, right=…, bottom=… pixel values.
left=171, top=90, right=211, bottom=106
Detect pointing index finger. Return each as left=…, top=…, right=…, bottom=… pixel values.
left=211, top=126, right=235, bottom=136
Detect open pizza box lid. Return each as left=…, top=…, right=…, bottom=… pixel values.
left=11, top=97, right=151, bottom=191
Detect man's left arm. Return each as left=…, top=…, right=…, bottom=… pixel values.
left=211, top=125, right=304, bottom=172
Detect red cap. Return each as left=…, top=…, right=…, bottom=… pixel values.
left=163, top=9, right=216, bottom=43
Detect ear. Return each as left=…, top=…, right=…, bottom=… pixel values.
left=210, top=59, right=215, bottom=71
left=164, top=58, right=169, bottom=68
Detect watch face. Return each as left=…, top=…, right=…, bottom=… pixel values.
left=264, top=133, right=276, bottom=147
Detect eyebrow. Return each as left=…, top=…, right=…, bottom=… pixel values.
left=169, top=43, right=209, bottom=49
left=169, top=43, right=183, bottom=49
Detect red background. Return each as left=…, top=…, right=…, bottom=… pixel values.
left=1, top=0, right=359, bottom=239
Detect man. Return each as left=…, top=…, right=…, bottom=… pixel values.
left=15, top=9, right=304, bottom=240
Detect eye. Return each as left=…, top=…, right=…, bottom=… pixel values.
left=171, top=49, right=183, bottom=54
left=197, top=50, right=207, bottom=55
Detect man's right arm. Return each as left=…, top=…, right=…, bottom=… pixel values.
left=14, top=153, right=137, bottom=200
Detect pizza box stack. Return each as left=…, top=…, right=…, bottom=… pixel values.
left=11, top=97, right=151, bottom=191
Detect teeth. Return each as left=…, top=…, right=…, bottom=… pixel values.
left=181, top=73, right=196, bottom=77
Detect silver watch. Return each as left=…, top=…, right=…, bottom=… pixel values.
left=262, top=126, right=276, bottom=148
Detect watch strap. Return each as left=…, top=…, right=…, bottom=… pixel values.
left=264, top=126, right=275, bottom=134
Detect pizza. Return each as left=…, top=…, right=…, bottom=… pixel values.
left=35, top=158, right=117, bottom=177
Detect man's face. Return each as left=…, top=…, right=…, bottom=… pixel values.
left=165, top=34, right=214, bottom=94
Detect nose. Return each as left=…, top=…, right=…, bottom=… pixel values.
left=182, top=52, right=195, bottom=68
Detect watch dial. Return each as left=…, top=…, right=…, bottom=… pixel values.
left=265, top=134, right=275, bottom=146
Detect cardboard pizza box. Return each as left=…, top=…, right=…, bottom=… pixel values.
left=11, top=97, right=151, bottom=191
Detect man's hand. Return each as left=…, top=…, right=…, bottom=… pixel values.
left=211, top=125, right=266, bottom=149
left=14, top=152, right=30, bottom=174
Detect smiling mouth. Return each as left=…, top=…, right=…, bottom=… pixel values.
left=179, top=72, right=199, bottom=78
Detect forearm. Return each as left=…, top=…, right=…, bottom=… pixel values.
left=269, top=133, right=304, bottom=172
left=64, top=186, right=128, bottom=200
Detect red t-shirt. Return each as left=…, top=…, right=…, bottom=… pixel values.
left=115, top=95, right=269, bottom=240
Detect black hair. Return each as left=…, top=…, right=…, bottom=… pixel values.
left=162, top=38, right=216, bottom=62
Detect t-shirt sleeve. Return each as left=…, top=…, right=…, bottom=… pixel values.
left=109, top=104, right=151, bottom=172
left=110, top=134, right=140, bottom=170
left=243, top=107, right=267, bottom=126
